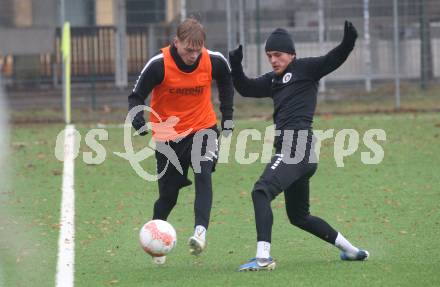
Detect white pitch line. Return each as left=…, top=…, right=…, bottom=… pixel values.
left=55, top=125, right=76, bottom=287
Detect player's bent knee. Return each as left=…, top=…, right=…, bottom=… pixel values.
left=252, top=180, right=280, bottom=201
left=251, top=188, right=273, bottom=204
left=158, top=195, right=178, bottom=207
left=288, top=214, right=309, bottom=228
left=251, top=189, right=259, bottom=202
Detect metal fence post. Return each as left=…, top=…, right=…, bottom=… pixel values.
left=393, top=0, right=401, bottom=109
left=148, top=25, right=155, bottom=59
left=318, top=0, right=326, bottom=95
left=181, top=0, right=186, bottom=21
left=364, top=0, right=372, bottom=92
left=114, top=0, right=127, bottom=88
left=256, top=0, right=261, bottom=76
left=226, top=0, right=233, bottom=51
left=419, top=0, right=432, bottom=90
left=238, top=0, right=246, bottom=68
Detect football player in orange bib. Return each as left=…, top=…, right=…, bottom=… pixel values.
left=128, top=18, right=233, bottom=264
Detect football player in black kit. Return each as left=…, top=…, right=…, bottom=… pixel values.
left=229, top=21, right=369, bottom=271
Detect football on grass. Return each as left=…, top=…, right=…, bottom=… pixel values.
left=139, top=220, right=177, bottom=257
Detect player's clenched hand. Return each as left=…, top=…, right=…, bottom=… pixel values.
left=132, top=116, right=148, bottom=136
left=343, top=20, right=358, bottom=44
left=221, top=119, right=234, bottom=137
left=228, top=45, right=243, bottom=68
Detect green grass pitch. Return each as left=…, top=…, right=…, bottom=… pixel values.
left=1, top=113, right=440, bottom=286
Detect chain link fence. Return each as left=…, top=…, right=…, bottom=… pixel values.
left=1, top=0, right=439, bottom=116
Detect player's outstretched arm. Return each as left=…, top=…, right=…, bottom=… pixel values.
left=307, top=20, right=358, bottom=80
left=229, top=45, right=272, bottom=98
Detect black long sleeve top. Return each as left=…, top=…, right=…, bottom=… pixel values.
left=231, top=36, right=356, bottom=150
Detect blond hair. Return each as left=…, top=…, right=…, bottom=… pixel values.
left=176, top=18, right=206, bottom=47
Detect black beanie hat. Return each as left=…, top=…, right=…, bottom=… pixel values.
left=264, top=28, right=295, bottom=54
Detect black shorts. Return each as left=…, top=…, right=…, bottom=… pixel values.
left=155, top=125, right=219, bottom=189
left=254, top=130, right=317, bottom=199
left=254, top=155, right=317, bottom=199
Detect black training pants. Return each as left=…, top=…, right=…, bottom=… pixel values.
left=252, top=149, right=338, bottom=245
left=152, top=126, right=219, bottom=229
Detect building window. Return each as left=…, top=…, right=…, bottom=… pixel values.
left=126, top=0, right=165, bottom=25
left=13, top=0, right=33, bottom=27
left=96, top=0, right=114, bottom=26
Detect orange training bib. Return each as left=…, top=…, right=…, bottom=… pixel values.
left=149, top=46, right=217, bottom=141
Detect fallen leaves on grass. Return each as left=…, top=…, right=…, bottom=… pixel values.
left=52, top=169, right=62, bottom=176
left=275, top=202, right=284, bottom=209
left=51, top=223, right=61, bottom=230
left=11, top=142, right=27, bottom=150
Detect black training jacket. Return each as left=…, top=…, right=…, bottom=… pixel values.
left=231, top=37, right=356, bottom=150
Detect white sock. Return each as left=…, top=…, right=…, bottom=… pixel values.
left=256, top=241, right=271, bottom=259
left=335, top=232, right=359, bottom=256
left=194, top=225, right=206, bottom=241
